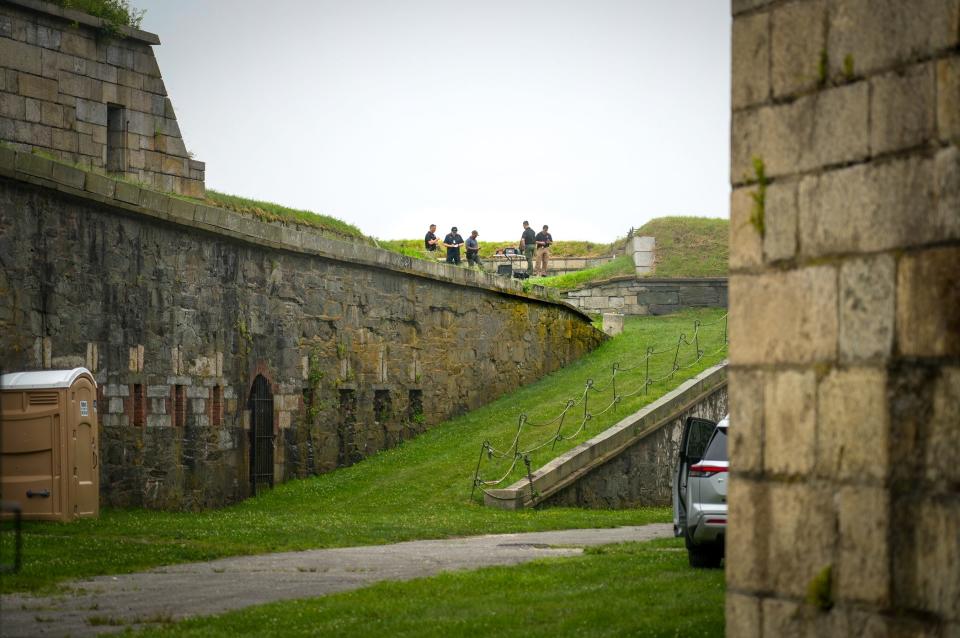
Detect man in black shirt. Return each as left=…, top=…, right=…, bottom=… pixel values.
left=520, top=221, right=536, bottom=276
left=424, top=224, right=438, bottom=252
left=535, top=224, right=553, bottom=276
left=443, top=226, right=464, bottom=265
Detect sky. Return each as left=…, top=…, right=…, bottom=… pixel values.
left=137, top=0, right=731, bottom=243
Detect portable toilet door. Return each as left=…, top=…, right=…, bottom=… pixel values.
left=0, top=367, right=99, bottom=522
left=67, top=372, right=98, bottom=518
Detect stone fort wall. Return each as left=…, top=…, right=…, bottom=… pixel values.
left=0, top=147, right=604, bottom=509
left=728, top=1, right=959, bottom=635
left=0, top=0, right=204, bottom=197
left=562, top=276, right=727, bottom=316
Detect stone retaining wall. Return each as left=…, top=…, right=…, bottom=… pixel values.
left=562, top=276, right=728, bottom=315
left=484, top=362, right=727, bottom=510
left=0, top=148, right=604, bottom=510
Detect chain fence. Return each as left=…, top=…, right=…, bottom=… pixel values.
left=471, top=313, right=728, bottom=501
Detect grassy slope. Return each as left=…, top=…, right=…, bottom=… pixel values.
left=379, top=238, right=626, bottom=261
left=0, top=310, right=726, bottom=594
left=137, top=539, right=725, bottom=637
left=637, top=216, right=729, bottom=278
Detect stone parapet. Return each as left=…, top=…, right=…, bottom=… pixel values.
left=562, top=276, right=727, bottom=316
left=728, top=1, right=959, bottom=635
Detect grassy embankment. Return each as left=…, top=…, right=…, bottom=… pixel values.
left=535, top=216, right=729, bottom=290
left=136, top=538, right=725, bottom=637
left=0, top=309, right=726, bottom=594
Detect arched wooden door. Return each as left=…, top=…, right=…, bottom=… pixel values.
left=248, top=375, right=274, bottom=495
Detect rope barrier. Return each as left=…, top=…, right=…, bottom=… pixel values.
left=471, top=313, right=728, bottom=499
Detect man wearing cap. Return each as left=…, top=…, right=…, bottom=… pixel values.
left=465, top=230, right=483, bottom=269
left=443, top=226, right=464, bottom=265
left=535, top=224, right=553, bottom=276
left=520, top=220, right=536, bottom=276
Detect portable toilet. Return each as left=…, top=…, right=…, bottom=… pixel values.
left=0, top=368, right=99, bottom=522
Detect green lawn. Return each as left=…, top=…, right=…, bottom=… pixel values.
left=636, top=217, right=728, bottom=278
left=0, top=309, right=726, bottom=594
left=135, top=539, right=725, bottom=637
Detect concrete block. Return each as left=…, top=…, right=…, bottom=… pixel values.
left=18, top=73, right=58, bottom=101
left=763, top=369, right=816, bottom=476
left=926, top=367, right=960, bottom=484
left=35, top=25, right=61, bottom=50
left=730, top=186, right=763, bottom=271
left=51, top=128, right=77, bottom=153
left=798, top=157, right=935, bottom=257
left=728, top=368, right=763, bottom=473
left=828, top=0, right=960, bottom=78
left=24, top=97, right=40, bottom=122
left=134, top=51, right=160, bottom=77
left=816, top=367, right=889, bottom=482
left=936, top=146, right=960, bottom=240
left=75, top=97, right=107, bottom=125
left=138, top=188, right=168, bottom=213
left=15, top=151, right=53, bottom=179
left=897, top=246, right=960, bottom=357
left=59, top=31, right=94, bottom=58
left=146, top=384, right=170, bottom=398
left=938, top=57, right=960, bottom=143
left=14, top=121, right=52, bottom=147
left=732, top=83, right=869, bottom=182
left=40, top=101, right=63, bottom=127
left=114, top=180, right=141, bottom=205
left=870, top=63, right=936, bottom=155
left=108, top=397, right=124, bottom=414
left=729, top=267, right=838, bottom=365
left=0, top=37, right=42, bottom=75
left=84, top=172, right=115, bottom=198
left=51, top=161, right=85, bottom=190
left=117, top=68, right=143, bottom=89
left=913, top=498, right=960, bottom=619
left=0, top=92, right=25, bottom=118
left=168, top=196, right=197, bottom=222
left=762, top=179, right=797, bottom=262
left=146, top=414, right=171, bottom=429
left=190, top=398, right=206, bottom=415
left=731, top=11, right=769, bottom=109
left=0, top=145, right=14, bottom=171
left=726, top=477, right=770, bottom=591
left=106, top=44, right=135, bottom=69
left=767, top=482, right=836, bottom=598
left=725, top=593, right=761, bottom=638
left=770, top=0, right=825, bottom=98
left=77, top=134, right=102, bottom=161
left=836, top=485, right=890, bottom=605
left=839, top=254, right=895, bottom=363
left=601, top=313, right=623, bottom=336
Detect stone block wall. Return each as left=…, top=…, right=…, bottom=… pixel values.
left=0, top=0, right=204, bottom=196
left=0, top=149, right=603, bottom=510
left=728, top=1, right=959, bottom=635
left=562, top=276, right=728, bottom=316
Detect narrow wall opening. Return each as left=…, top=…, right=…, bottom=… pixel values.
left=106, top=104, right=126, bottom=173
left=338, top=388, right=359, bottom=466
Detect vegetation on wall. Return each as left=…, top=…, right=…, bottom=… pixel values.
left=50, top=0, right=144, bottom=31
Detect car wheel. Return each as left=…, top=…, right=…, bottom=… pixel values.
left=686, top=543, right=723, bottom=568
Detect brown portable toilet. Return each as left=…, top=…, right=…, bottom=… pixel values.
left=0, top=368, right=99, bottom=522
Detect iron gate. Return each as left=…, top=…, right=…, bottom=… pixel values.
left=248, top=375, right=274, bottom=495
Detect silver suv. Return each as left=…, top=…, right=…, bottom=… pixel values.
left=673, top=415, right=728, bottom=568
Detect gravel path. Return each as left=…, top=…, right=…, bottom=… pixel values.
left=0, top=524, right=671, bottom=637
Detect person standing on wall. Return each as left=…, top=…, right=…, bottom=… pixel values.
left=443, top=226, right=464, bottom=265
left=424, top=224, right=438, bottom=254
left=466, top=230, right=483, bottom=270
left=520, top=220, right=536, bottom=276
left=535, top=224, right=553, bottom=277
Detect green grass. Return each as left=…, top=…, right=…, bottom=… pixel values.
left=378, top=238, right=627, bottom=261
left=201, top=190, right=369, bottom=244
left=532, top=254, right=636, bottom=290
left=0, top=310, right=726, bottom=594
left=135, top=539, right=724, bottom=637
left=636, top=217, right=729, bottom=278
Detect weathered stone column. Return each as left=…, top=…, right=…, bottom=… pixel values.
left=728, top=1, right=959, bottom=635
left=627, top=235, right=655, bottom=275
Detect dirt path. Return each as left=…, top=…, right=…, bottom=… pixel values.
left=0, top=524, right=672, bottom=637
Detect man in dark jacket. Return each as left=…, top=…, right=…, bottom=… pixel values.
left=424, top=224, right=438, bottom=252
left=520, top=221, right=536, bottom=276
left=443, top=226, right=464, bottom=265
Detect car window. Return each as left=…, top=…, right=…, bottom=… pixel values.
left=702, top=428, right=728, bottom=462
left=684, top=418, right=716, bottom=461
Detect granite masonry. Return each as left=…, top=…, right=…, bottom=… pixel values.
left=0, top=147, right=604, bottom=510
left=562, top=276, right=728, bottom=316
left=728, top=1, right=959, bottom=635
left=0, top=0, right=204, bottom=196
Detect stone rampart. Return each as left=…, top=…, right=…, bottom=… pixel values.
left=0, top=0, right=204, bottom=196
left=484, top=362, right=727, bottom=510
left=562, top=276, right=728, bottom=316
left=0, top=147, right=604, bottom=509
left=728, top=1, right=959, bottom=635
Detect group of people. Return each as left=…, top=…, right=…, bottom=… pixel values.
left=423, top=221, right=553, bottom=277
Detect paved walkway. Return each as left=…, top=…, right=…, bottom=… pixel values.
left=1, top=524, right=672, bottom=637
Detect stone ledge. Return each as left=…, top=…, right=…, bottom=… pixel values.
left=0, top=148, right=589, bottom=319
left=4, top=0, right=161, bottom=45
left=484, top=361, right=728, bottom=509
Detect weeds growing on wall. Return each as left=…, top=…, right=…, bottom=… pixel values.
left=51, top=0, right=145, bottom=32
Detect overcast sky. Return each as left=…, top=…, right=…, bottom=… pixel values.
left=137, top=1, right=731, bottom=243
